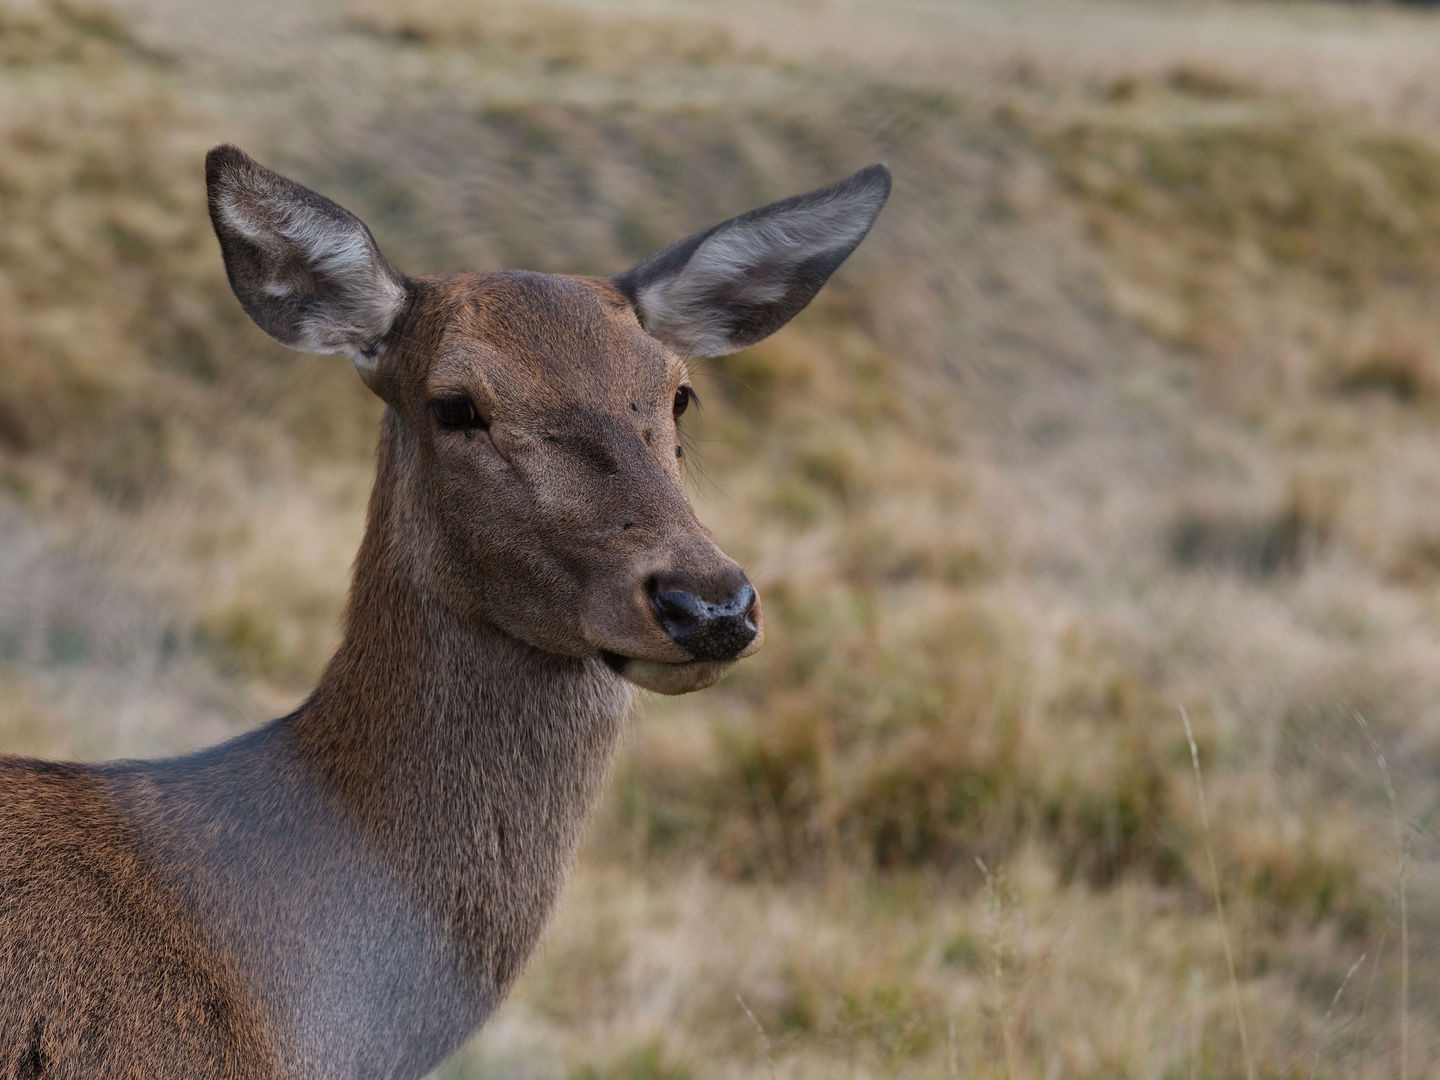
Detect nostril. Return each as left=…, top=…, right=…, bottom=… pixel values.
left=735, top=584, right=757, bottom=618
left=721, top=584, right=756, bottom=619
left=649, top=583, right=758, bottom=662
left=651, top=590, right=705, bottom=635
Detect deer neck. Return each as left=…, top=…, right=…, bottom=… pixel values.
left=292, top=409, right=636, bottom=974
left=121, top=412, right=635, bottom=1077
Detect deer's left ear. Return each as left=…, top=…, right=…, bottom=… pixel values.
left=612, top=164, right=891, bottom=358
left=206, top=143, right=410, bottom=374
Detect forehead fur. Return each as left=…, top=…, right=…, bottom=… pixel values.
left=413, top=271, right=678, bottom=401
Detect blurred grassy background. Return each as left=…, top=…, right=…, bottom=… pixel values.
left=5, top=0, right=1440, bottom=1075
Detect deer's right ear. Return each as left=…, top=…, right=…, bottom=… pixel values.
left=205, top=144, right=410, bottom=375
left=611, top=163, right=891, bottom=358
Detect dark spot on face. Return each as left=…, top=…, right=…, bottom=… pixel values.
left=623, top=520, right=635, bottom=531
left=631, top=401, right=639, bottom=411
left=202, top=996, right=233, bottom=1029
left=676, top=445, right=684, bottom=459
left=16, top=1019, right=47, bottom=1080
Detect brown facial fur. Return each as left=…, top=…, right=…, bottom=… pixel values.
left=370, top=269, right=761, bottom=671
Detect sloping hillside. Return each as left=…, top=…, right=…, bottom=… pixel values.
left=6, top=0, right=1440, bottom=1075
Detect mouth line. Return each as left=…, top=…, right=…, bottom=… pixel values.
left=599, top=649, right=736, bottom=669
left=596, top=651, right=741, bottom=696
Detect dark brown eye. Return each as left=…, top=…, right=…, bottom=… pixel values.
left=432, top=395, right=485, bottom=431
left=673, top=385, right=693, bottom=419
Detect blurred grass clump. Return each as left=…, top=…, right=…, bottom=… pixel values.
left=0, top=1, right=382, bottom=504
left=0, top=2, right=217, bottom=497
left=0, top=1, right=383, bottom=692
left=615, top=583, right=1381, bottom=935
left=1031, top=71, right=1440, bottom=414
left=346, top=0, right=744, bottom=70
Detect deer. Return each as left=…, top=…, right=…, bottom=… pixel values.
left=0, top=144, right=890, bottom=1080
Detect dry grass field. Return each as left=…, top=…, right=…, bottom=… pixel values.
left=6, top=0, right=1440, bottom=1075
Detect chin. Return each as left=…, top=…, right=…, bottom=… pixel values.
left=612, top=657, right=740, bottom=695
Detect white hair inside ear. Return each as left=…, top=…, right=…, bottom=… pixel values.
left=638, top=203, right=877, bottom=357
left=206, top=144, right=409, bottom=373
left=216, top=195, right=407, bottom=368
left=614, top=163, right=891, bottom=359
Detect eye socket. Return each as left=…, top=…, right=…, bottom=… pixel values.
left=432, top=395, right=486, bottom=431
left=673, top=385, right=693, bottom=419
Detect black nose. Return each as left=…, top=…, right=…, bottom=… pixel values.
left=650, top=581, right=758, bottom=662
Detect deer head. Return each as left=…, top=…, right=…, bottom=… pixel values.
left=206, top=145, right=889, bottom=695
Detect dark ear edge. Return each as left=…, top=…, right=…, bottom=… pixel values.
left=205, top=143, right=410, bottom=369
left=610, top=163, right=891, bottom=357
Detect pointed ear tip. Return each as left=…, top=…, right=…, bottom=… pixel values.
left=205, top=144, right=279, bottom=198
left=859, top=162, right=893, bottom=193
left=205, top=142, right=248, bottom=166
left=205, top=143, right=254, bottom=188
